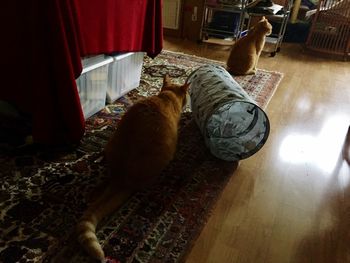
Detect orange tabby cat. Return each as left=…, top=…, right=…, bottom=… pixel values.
left=76, top=75, right=189, bottom=261
left=226, top=16, right=272, bottom=75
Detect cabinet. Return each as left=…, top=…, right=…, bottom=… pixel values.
left=182, top=0, right=206, bottom=41
left=163, top=0, right=205, bottom=42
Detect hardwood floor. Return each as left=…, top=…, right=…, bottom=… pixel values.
left=163, top=37, right=350, bottom=263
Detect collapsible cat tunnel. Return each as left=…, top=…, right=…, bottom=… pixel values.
left=187, top=65, right=270, bottom=161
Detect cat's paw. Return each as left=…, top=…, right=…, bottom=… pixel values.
left=246, top=70, right=256, bottom=75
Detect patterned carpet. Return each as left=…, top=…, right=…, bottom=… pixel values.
left=0, top=51, right=283, bottom=263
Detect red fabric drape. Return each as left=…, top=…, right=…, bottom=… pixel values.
left=75, top=0, right=163, bottom=58
left=0, top=0, right=163, bottom=144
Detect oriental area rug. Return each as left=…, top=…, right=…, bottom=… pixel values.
left=0, top=50, right=283, bottom=263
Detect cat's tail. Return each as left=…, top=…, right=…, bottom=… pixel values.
left=76, top=186, right=131, bottom=261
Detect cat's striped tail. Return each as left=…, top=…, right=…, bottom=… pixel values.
left=76, top=187, right=131, bottom=262
left=76, top=214, right=104, bottom=261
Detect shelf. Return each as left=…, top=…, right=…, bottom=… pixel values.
left=247, top=3, right=284, bottom=16
left=201, top=0, right=248, bottom=41
left=264, top=35, right=284, bottom=52
left=200, top=0, right=291, bottom=52
left=204, top=5, right=245, bottom=12
left=265, top=36, right=280, bottom=44
left=205, top=2, right=247, bottom=9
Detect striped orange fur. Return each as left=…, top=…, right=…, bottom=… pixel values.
left=76, top=75, right=189, bottom=261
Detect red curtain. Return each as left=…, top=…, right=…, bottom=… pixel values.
left=76, top=0, right=163, bottom=58
left=0, top=0, right=163, bottom=144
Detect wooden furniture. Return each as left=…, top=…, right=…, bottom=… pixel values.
left=306, top=0, right=350, bottom=60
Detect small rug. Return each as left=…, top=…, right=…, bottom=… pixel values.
left=0, top=50, right=283, bottom=263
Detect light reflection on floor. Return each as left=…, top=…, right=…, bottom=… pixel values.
left=279, top=115, right=350, bottom=174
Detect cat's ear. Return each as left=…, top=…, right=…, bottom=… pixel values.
left=163, top=74, right=171, bottom=87
left=261, top=16, right=266, bottom=21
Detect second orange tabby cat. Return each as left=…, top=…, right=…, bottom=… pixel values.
left=226, top=16, right=272, bottom=75
left=76, top=75, right=189, bottom=261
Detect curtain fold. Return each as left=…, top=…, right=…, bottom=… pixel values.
left=0, top=0, right=163, bottom=144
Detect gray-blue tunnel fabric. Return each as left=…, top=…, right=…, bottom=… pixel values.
left=187, top=64, right=270, bottom=161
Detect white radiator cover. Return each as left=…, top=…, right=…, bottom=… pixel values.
left=163, top=0, right=181, bottom=29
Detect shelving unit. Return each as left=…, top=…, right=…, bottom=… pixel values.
left=200, top=0, right=249, bottom=41
left=199, top=0, right=293, bottom=57
left=247, top=0, right=293, bottom=56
